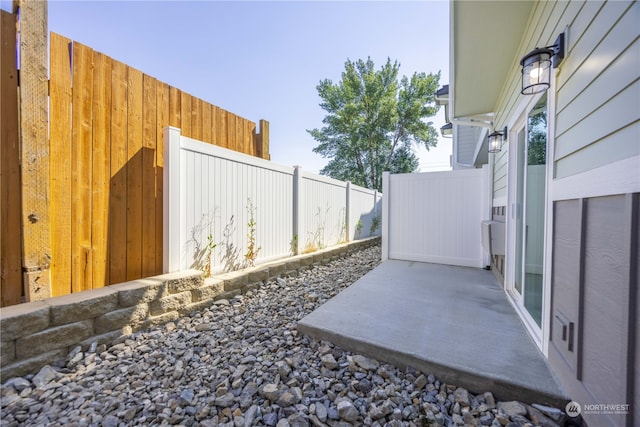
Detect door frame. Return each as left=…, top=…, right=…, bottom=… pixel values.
left=504, top=86, right=555, bottom=355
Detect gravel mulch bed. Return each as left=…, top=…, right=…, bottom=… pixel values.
left=1, top=245, right=567, bottom=427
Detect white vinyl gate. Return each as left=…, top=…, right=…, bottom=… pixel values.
left=382, top=167, right=489, bottom=268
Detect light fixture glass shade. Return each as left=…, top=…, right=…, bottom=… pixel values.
left=440, top=122, right=453, bottom=138
left=521, top=48, right=553, bottom=95
left=488, top=128, right=506, bottom=153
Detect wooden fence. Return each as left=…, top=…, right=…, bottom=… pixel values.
left=0, top=7, right=270, bottom=306
left=1, top=9, right=22, bottom=308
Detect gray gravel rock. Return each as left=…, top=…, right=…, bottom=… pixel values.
left=0, top=245, right=566, bottom=426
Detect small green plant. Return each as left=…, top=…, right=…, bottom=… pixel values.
left=204, top=232, right=217, bottom=278
left=370, top=215, right=381, bottom=235
left=189, top=211, right=218, bottom=275
left=290, top=234, right=299, bottom=256
left=356, top=219, right=363, bottom=238
left=243, top=198, right=261, bottom=267
left=310, top=205, right=329, bottom=250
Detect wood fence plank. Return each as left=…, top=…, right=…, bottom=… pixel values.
left=246, top=120, right=256, bottom=156
left=0, top=10, right=22, bottom=306
left=218, top=108, right=228, bottom=148
left=142, top=74, right=157, bottom=277
left=210, top=106, right=219, bottom=146
left=91, top=51, right=111, bottom=289
left=71, top=42, right=94, bottom=292
left=236, top=116, right=245, bottom=154
left=191, top=96, right=202, bottom=141
left=202, top=102, right=212, bottom=144
left=126, top=67, right=143, bottom=281
left=109, top=60, right=128, bottom=284
left=227, top=112, right=236, bottom=151
left=49, top=33, right=72, bottom=297
left=259, top=119, right=270, bottom=160
left=180, top=91, right=192, bottom=137
left=169, top=87, right=181, bottom=128
left=17, top=0, right=51, bottom=300
left=156, top=81, right=169, bottom=274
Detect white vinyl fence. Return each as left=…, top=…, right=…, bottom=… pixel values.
left=382, top=168, right=489, bottom=268
left=163, top=127, right=381, bottom=274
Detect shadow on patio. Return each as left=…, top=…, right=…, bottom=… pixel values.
left=297, top=260, right=568, bottom=408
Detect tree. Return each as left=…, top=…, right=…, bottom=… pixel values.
left=308, top=57, right=440, bottom=191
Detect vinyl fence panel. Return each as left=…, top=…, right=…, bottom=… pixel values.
left=164, top=128, right=382, bottom=274
left=300, top=173, right=348, bottom=252
left=383, top=169, right=486, bottom=268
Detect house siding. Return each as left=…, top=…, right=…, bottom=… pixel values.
left=484, top=1, right=639, bottom=426
left=555, top=1, right=639, bottom=178
left=549, top=194, right=638, bottom=427
left=491, top=0, right=570, bottom=203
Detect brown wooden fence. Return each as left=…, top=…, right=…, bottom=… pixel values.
left=0, top=12, right=270, bottom=306
left=1, top=9, right=23, bottom=308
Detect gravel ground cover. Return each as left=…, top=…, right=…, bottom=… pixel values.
left=1, top=245, right=567, bottom=427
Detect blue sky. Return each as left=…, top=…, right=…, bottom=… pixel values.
left=5, top=0, right=452, bottom=174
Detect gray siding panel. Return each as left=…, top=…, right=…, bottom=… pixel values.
left=629, top=194, right=639, bottom=427
left=550, top=200, right=581, bottom=374
left=554, top=121, right=640, bottom=179
left=553, top=1, right=639, bottom=178
left=582, top=196, right=628, bottom=427
left=550, top=194, right=638, bottom=427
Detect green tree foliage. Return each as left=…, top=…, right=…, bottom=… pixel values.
left=527, top=100, right=547, bottom=166
left=308, top=57, right=440, bottom=191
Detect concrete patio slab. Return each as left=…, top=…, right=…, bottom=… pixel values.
left=298, top=260, right=569, bottom=408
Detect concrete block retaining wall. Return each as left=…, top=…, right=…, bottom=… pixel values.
left=0, top=237, right=380, bottom=380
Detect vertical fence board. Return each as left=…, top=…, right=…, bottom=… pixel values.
left=169, top=87, right=181, bottom=128
left=191, top=96, right=202, bottom=141
left=211, top=106, right=220, bottom=146
left=156, top=81, right=169, bottom=273
left=180, top=92, right=192, bottom=137
left=259, top=119, right=270, bottom=160
left=91, top=51, right=112, bottom=289
left=142, top=74, right=157, bottom=277
left=71, top=42, right=94, bottom=292
left=126, top=67, right=143, bottom=280
left=0, top=10, right=22, bottom=306
left=109, top=60, right=128, bottom=284
left=18, top=0, right=51, bottom=300
left=202, top=102, right=212, bottom=144
left=49, top=33, right=72, bottom=297
left=227, top=112, right=236, bottom=151
left=247, top=121, right=256, bottom=157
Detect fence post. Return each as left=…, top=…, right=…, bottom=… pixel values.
left=16, top=0, right=52, bottom=301
left=259, top=119, right=270, bottom=160
left=345, top=182, right=351, bottom=242
left=292, top=166, right=302, bottom=255
left=1, top=9, right=22, bottom=306
left=373, top=190, right=379, bottom=215
left=163, top=127, right=182, bottom=273
left=382, top=172, right=390, bottom=261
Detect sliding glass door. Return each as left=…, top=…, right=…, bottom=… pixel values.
left=512, top=94, right=547, bottom=328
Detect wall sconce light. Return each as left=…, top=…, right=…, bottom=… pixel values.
left=520, top=32, right=565, bottom=95
left=435, top=85, right=449, bottom=105
left=488, top=127, right=507, bottom=153
left=440, top=122, right=453, bottom=138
